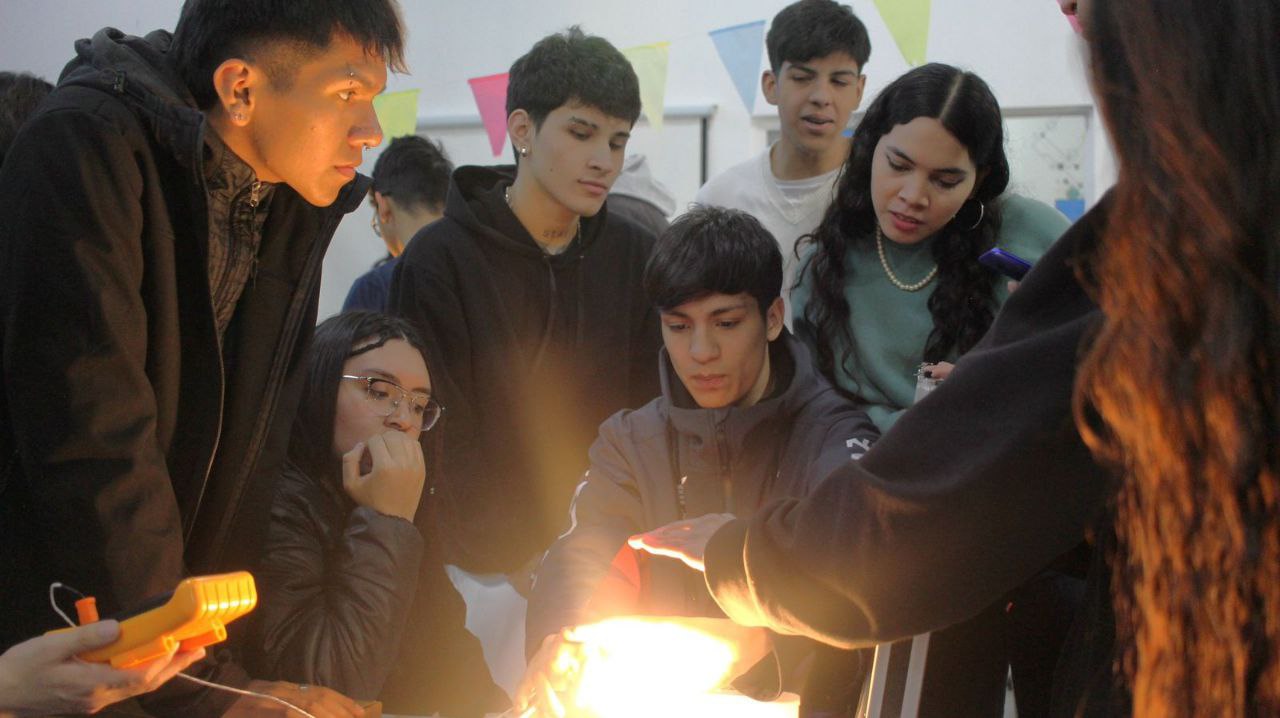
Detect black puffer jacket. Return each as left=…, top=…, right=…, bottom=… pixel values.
left=247, top=461, right=424, bottom=699
left=246, top=459, right=507, bottom=717
left=0, top=28, right=368, bottom=716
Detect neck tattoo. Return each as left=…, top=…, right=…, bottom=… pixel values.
left=505, top=185, right=581, bottom=252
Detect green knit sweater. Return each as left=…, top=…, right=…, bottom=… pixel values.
left=793, top=194, right=1070, bottom=431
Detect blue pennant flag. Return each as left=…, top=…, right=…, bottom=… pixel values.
left=710, top=20, right=766, bottom=114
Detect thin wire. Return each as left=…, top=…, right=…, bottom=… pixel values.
left=175, top=673, right=317, bottom=718
left=48, top=582, right=82, bottom=627
left=47, top=582, right=317, bottom=718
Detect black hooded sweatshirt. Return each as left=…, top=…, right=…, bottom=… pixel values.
left=700, top=200, right=1127, bottom=716
left=390, top=165, right=663, bottom=574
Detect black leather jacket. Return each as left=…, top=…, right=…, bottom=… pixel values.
left=248, top=461, right=424, bottom=699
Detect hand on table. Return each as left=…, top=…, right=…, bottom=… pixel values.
left=513, top=631, right=581, bottom=718
left=224, top=680, right=365, bottom=718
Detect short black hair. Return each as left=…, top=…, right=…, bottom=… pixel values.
left=506, top=26, right=641, bottom=129
left=172, top=0, right=407, bottom=109
left=0, top=72, right=53, bottom=166
left=644, top=206, right=783, bottom=317
left=289, top=310, right=428, bottom=478
left=767, top=0, right=871, bottom=74
left=371, top=135, right=453, bottom=213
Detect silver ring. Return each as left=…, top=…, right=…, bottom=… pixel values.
left=298, top=684, right=309, bottom=691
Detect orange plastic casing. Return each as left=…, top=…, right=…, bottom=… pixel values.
left=54, top=572, right=257, bottom=668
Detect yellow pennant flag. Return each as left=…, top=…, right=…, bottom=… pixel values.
left=874, top=0, right=931, bottom=66
left=622, top=42, right=670, bottom=131
left=373, top=89, right=421, bottom=141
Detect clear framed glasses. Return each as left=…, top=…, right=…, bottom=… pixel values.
left=341, top=375, right=444, bottom=431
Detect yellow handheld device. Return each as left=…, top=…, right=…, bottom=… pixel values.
left=54, top=572, right=257, bottom=668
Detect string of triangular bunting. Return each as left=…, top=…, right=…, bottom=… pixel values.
left=371, top=2, right=1067, bottom=156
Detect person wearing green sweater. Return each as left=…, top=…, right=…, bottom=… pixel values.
left=793, top=64, right=1069, bottom=433
left=791, top=62, right=1072, bottom=714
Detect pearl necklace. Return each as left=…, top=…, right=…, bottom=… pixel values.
left=876, top=226, right=938, bottom=292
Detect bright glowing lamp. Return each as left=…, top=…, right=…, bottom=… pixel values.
left=546, top=616, right=798, bottom=718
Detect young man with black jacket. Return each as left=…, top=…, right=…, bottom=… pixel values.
left=390, top=31, right=661, bottom=695
left=390, top=28, right=662, bottom=579
left=0, top=1, right=405, bottom=715
left=518, top=207, right=880, bottom=714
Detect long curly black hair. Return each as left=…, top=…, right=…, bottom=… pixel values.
left=799, top=63, right=1010, bottom=393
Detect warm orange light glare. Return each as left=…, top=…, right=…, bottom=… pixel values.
left=550, top=616, right=798, bottom=718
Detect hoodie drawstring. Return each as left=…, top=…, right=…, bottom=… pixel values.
left=533, top=251, right=590, bottom=368
left=575, top=257, right=586, bottom=347
left=531, top=255, right=557, bottom=370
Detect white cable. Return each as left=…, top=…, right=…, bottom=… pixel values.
left=175, top=673, right=318, bottom=718
left=47, top=583, right=80, bottom=628
left=48, top=581, right=317, bottom=718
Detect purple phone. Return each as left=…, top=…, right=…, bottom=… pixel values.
left=979, top=247, right=1032, bottom=281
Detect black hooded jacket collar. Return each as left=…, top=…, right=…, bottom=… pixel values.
left=446, top=164, right=605, bottom=264
left=56, top=27, right=369, bottom=214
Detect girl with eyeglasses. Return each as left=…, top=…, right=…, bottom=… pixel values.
left=244, top=311, right=504, bottom=715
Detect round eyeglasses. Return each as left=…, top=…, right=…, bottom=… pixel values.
left=341, top=375, right=444, bottom=431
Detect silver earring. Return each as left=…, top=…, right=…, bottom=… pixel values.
left=519, top=146, right=529, bottom=157
left=956, top=199, right=985, bottom=231
left=232, top=111, right=246, bottom=122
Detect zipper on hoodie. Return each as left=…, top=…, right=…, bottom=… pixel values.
left=532, top=255, right=559, bottom=370
left=187, top=174, right=265, bottom=546
left=247, top=181, right=261, bottom=285
left=200, top=210, right=335, bottom=568
left=185, top=177, right=226, bottom=546
left=717, top=425, right=733, bottom=512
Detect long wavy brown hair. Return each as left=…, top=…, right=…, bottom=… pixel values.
left=1076, top=1, right=1280, bottom=714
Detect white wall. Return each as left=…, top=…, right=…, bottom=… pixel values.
left=0, top=0, right=1113, bottom=320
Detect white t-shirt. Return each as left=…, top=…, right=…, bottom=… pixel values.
left=695, top=144, right=842, bottom=324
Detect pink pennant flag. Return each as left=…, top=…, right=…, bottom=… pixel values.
left=468, top=72, right=510, bottom=157
left=1054, top=0, right=1082, bottom=33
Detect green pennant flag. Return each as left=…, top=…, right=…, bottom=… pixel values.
left=622, top=42, right=671, bottom=131
left=874, top=0, right=931, bottom=66
left=373, top=89, right=420, bottom=141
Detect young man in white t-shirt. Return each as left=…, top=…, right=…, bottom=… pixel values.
left=696, top=0, right=870, bottom=320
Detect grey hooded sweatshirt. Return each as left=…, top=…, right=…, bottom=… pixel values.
left=526, top=332, right=879, bottom=655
